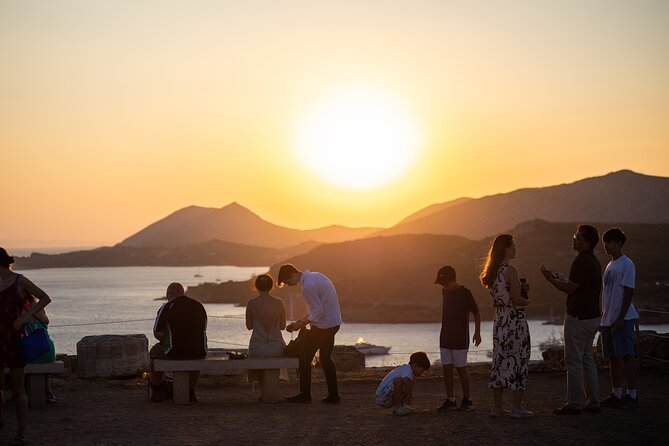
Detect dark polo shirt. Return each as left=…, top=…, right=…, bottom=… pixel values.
left=566, top=250, right=602, bottom=320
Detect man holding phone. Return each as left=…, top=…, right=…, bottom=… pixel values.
left=541, top=224, right=602, bottom=415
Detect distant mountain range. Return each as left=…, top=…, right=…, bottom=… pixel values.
left=15, top=239, right=320, bottom=269
left=378, top=170, right=669, bottom=239
left=120, top=169, right=669, bottom=247
left=119, top=202, right=381, bottom=249
left=14, top=170, right=669, bottom=274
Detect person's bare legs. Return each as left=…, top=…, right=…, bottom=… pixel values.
left=189, top=371, right=200, bottom=390
left=149, top=357, right=165, bottom=385
left=11, top=368, right=27, bottom=440
left=609, top=357, right=624, bottom=389
left=442, top=365, right=454, bottom=399
left=512, top=389, right=524, bottom=409
left=392, top=377, right=413, bottom=407
left=493, top=387, right=504, bottom=410
left=622, top=355, right=637, bottom=392
left=455, top=367, right=470, bottom=400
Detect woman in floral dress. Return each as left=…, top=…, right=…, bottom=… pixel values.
left=480, top=234, right=533, bottom=418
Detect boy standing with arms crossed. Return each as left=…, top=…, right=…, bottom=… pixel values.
left=435, top=266, right=481, bottom=411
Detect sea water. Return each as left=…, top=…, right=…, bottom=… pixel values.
left=15, top=266, right=669, bottom=367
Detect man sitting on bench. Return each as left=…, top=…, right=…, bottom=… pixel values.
left=149, top=282, right=207, bottom=403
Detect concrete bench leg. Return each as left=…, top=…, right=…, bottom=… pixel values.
left=173, top=371, right=190, bottom=405
left=261, top=369, right=280, bottom=403
left=29, top=373, right=46, bottom=408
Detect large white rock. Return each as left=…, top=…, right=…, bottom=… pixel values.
left=77, top=334, right=148, bottom=378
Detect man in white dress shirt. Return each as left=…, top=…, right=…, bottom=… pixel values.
left=278, top=263, right=342, bottom=404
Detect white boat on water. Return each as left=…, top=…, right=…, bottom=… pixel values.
left=354, top=337, right=391, bottom=356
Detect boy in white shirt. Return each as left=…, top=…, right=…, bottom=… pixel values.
left=375, top=351, right=430, bottom=416
left=600, top=227, right=639, bottom=409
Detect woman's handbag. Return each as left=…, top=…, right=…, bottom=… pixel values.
left=18, top=322, right=51, bottom=363
left=14, top=275, right=51, bottom=363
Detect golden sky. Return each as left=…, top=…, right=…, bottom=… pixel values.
left=2, top=1, right=668, bottom=249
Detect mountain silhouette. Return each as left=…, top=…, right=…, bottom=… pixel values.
left=119, top=202, right=380, bottom=249
left=379, top=170, right=669, bottom=240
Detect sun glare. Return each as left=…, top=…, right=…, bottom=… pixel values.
left=295, top=88, right=422, bottom=191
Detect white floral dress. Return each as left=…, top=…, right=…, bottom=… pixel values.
left=489, top=263, right=530, bottom=390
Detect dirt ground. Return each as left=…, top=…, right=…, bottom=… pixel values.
left=3, top=364, right=668, bottom=446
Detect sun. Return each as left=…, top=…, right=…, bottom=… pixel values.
left=295, top=88, right=422, bottom=191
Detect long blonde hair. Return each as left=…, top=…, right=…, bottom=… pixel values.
left=479, top=234, right=514, bottom=289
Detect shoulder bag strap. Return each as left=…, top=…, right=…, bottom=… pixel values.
left=14, top=274, right=22, bottom=319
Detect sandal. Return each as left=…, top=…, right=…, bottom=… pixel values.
left=11, top=434, right=26, bottom=446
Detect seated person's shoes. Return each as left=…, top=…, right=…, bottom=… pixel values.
left=286, top=393, right=312, bottom=404
left=321, top=395, right=341, bottom=404
left=46, top=392, right=57, bottom=403
left=553, top=404, right=581, bottom=415
left=150, top=382, right=167, bottom=402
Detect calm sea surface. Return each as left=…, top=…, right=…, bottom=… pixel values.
left=16, top=266, right=669, bottom=367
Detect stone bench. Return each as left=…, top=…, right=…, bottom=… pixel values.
left=4, top=361, right=67, bottom=408
left=154, top=357, right=299, bottom=405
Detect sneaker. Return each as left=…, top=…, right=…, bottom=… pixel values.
left=321, top=395, right=341, bottom=404
left=511, top=407, right=534, bottom=418
left=584, top=403, right=601, bottom=414
left=286, top=393, right=312, bottom=404
left=615, top=395, right=639, bottom=409
left=553, top=404, right=581, bottom=415
left=600, top=393, right=621, bottom=408
left=458, top=399, right=474, bottom=411
left=489, top=407, right=510, bottom=418
left=437, top=399, right=457, bottom=412
left=149, top=382, right=166, bottom=403
left=393, top=405, right=412, bottom=416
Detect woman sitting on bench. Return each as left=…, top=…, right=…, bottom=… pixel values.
left=245, top=274, right=287, bottom=400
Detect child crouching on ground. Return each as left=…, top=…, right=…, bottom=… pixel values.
left=375, top=351, right=431, bottom=416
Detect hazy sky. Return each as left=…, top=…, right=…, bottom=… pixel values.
left=2, top=0, right=668, bottom=248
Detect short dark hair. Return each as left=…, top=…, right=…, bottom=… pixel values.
left=0, top=247, right=15, bottom=268
left=255, top=274, right=274, bottom=292
left=435, top=265, right=456, bottom=285
left=277, top=264, right=300, bottom=287
left=577, top=224, right=599, bottom=250
left=603, top=227, right=627, bottom=245
left=409, top=351, right=430, bottom=371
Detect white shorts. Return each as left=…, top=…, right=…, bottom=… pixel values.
left=440, top=348, right=468, bottom=368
